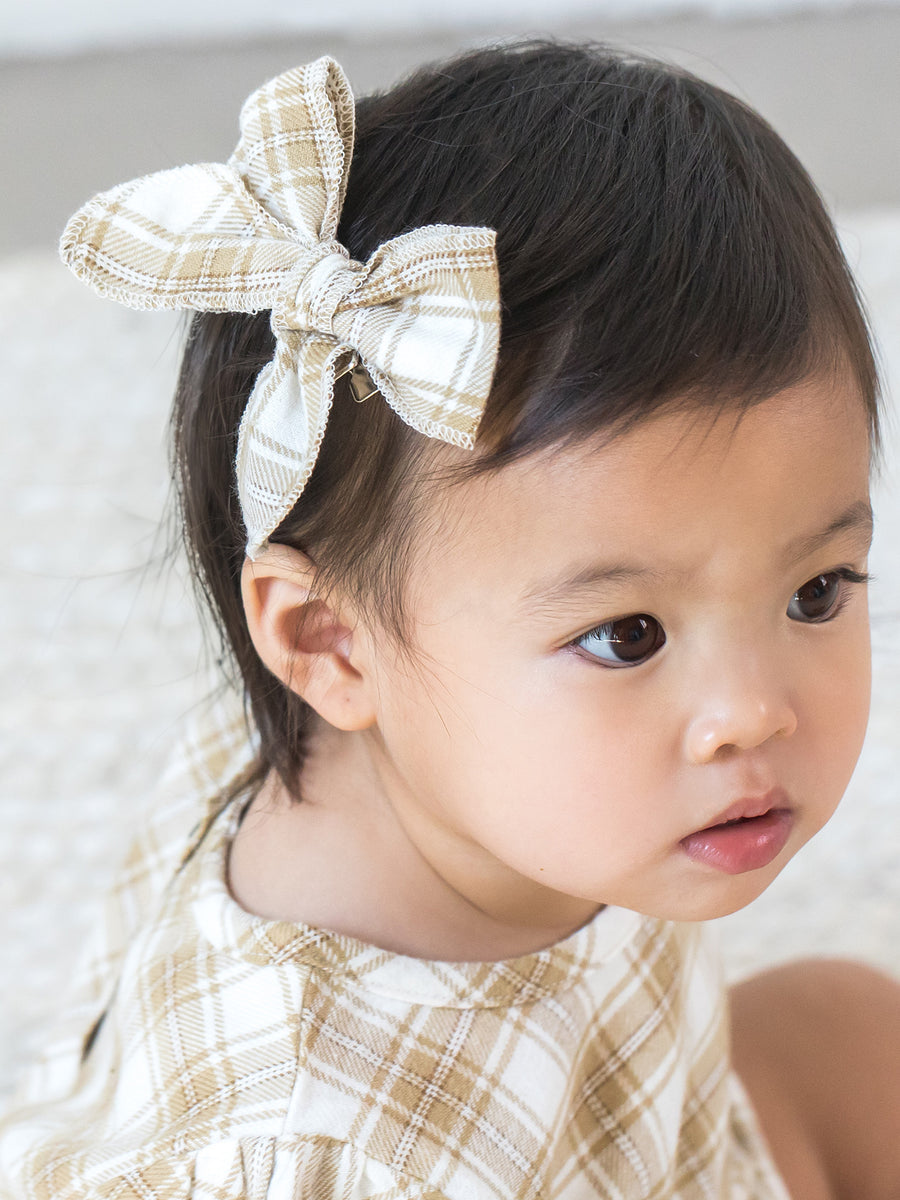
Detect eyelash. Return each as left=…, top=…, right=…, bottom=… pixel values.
left=787, top=567, right=870, bottom=624
left=570, top=566, right=871, bottom=669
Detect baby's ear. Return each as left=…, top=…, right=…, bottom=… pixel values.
left=240, top=546, right=376, bottom=731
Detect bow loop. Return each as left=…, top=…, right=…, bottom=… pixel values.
left=60, top=162, right=308, bottom=313
left=327, top=225, right=500, bottom=444
left=230, top=57, right=353, bottom=243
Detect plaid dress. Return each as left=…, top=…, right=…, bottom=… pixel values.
left=0, top=694, right=790, bottom=1199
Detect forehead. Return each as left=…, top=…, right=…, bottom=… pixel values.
left=412, top=375, right=872, bottom=604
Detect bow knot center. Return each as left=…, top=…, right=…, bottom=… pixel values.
left=283, top=246, right=363, bottom=336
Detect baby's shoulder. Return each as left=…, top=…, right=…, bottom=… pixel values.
left=0, top=688, right=258, bottom=1116
left=124, top=686, right=257, bottom=902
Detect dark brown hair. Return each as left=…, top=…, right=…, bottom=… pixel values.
left=171, top=40, right=879, bottom=797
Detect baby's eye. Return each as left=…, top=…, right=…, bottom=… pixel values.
left=575, top=614, right=666, bottom=667
left=787, top=569, right=868, bottom=623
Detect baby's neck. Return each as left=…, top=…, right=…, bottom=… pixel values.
left=227, top=720, right=599, bottom=962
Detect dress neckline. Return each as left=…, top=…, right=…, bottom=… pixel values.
left=186, top=793, right=649, bottom=1009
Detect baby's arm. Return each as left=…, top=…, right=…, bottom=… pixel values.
left=731, top=958, right=900, bottom=1200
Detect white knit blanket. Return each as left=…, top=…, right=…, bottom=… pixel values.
left=1, top=211, right=898, bottom=1100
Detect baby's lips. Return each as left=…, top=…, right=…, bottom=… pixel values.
left=691, top=786, right=791, bottom=834
left=680, top=809, right=795, bottom=874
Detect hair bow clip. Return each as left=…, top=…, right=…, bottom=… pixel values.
left=60, top=56, right=501, bottom=557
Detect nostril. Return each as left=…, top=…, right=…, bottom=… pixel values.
left=685, top=700, right=798, bottom=764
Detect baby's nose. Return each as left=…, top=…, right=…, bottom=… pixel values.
left=682, top=667, right=798, bottom=764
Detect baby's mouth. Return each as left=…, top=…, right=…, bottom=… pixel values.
left=680, top=793, right=794, bottom=875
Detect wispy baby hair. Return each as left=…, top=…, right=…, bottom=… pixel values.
left=171, top=39, right=878, bottom=797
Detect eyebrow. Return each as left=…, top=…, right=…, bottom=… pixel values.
left=519, top=561, right=667, bottom=618
left=784, top=499, right=874, bottom=562
left=518, top=499, right=874, bottom=619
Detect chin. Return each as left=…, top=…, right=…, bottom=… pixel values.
left=638, top=866, right=788, bottom=924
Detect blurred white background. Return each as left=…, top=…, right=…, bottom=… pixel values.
left=5, top=0, right=900, bottom=55
left=1, top=0, right=899, bottom=1100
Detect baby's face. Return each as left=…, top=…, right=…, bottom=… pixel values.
left=363, top=373, right=873, bottom=931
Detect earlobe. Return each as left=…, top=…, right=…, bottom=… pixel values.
left=240, top=547, right=377, bottom=731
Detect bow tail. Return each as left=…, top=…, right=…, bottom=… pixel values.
left=236, top=333, right=345, bottom=558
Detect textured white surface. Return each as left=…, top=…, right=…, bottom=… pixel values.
left=0, top=212, right=898, bottom=1099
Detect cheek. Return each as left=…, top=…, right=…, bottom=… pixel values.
left=450, top=662, right=665, bottom=833
left=800, top=617, right=871, bottom=798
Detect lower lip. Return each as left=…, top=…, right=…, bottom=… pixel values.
left=680, top=809, right=794, bottom=875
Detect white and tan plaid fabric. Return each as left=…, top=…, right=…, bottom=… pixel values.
left=0, top=693, right=790, bottom=1199
left=59, top=57, right=501, bottom=557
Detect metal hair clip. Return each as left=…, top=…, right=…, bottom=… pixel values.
left=336, top=356, right=380, bottom=404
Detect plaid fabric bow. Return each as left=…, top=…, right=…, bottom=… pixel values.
left=60, top=57, right=501, bottom=556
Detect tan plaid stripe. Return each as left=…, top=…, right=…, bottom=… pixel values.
left=0, top=694, right=791, bottom=1199
left=59, top=56, right=501, bottom=557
